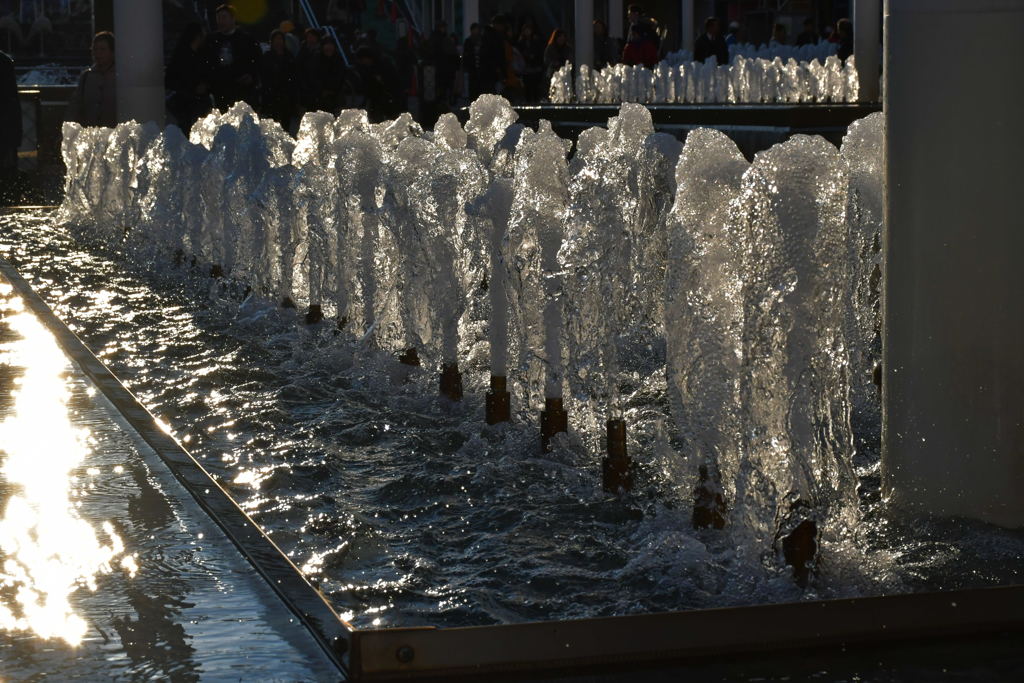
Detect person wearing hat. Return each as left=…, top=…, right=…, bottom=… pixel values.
left=725, top=20, right=741, bottom=46
left=279, top=20, right=301, bottom=57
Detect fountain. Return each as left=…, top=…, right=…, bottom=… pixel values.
left=55, top=89, right=897, bottom=592
left=549, top=54, right=859, bottom=105
left=6, top=1, right=1015, bottom=671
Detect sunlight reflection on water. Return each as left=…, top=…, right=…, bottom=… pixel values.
left=0, top=285, right=130, bottom=645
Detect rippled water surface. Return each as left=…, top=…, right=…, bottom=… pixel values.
left=1, top=209, right=1021, bottom=631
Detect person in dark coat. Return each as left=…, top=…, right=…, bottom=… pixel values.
left=0, top=49, right=21, bottom=184
left=593, top=19, right=620, bottom=70
left=543, top=29, right=572, bottom=82
left=795, top=17, right=818, bottom=47
left=462, top=22, right=483, bottom=101
left=166, top=22, right=213, bottom=132
left=260, top=29, right=298, bottom=129
left=478, top=15, right=508, bottom=95
left=66, top=31, right=117, bottom=128
left=204, top=4, right=261, bottom=111
left=353, top=46, right=400, bottom=123
left=424, top=20, right=459, bottom=104
left=298, top=28, right=323, bottom=113
left=835, top=18, right=854, bottom=61
left=315, top=36, right=348, bottom=114
left=693, top=16, right=728, bottom=65
left=516, top=21, right=545, bottom=102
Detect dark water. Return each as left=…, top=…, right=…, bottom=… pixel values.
left=1, top=208, right=1021, bottom=632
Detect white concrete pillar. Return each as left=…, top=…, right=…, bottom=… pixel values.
left=609, top=0, right=623, bottom=40
left=575, top=0, right=594, bottom=69
left=854, top=0, right=881, bottom=101
left=462, top=0, right=478, bottom=39
left=883, top=0, right=1024, bottom=528
left=114, top=0, right=164, bottom=125
left=681, top=0, right=695, bottom=54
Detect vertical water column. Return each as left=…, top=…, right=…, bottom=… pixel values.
left=883, top=0, right=1024, bottom=528
left=504, top=122, right=571, bottom=448
left=664, top=128, right=749, bottom=529
left=733, top=135, right=858, bottom=581
left=479, top=179, right=514, bottom=424
left=294, top=112, right=338, bottom=324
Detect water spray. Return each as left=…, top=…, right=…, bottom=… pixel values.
left=692, top=463, right=727, bottom=529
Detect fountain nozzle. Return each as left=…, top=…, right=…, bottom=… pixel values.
left=485, top=375, right=510, bottom=424
left=305, top=304, right=324, bottom=325
left=692, top=463, right=727, bottom=529
left=440, top=363, right=463, bottom=401
left=398, top=347, right=420, bottom=366
left=602, top=419, right=633, bottom=493
left=540, top=397, right=568, bottom=452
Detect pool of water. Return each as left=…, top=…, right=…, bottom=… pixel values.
left=1, top=208, right=1021, bottom=633
left=0, top=261, right=338, bottom=679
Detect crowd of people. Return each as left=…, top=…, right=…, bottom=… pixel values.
left=53, top=2, right=857, bottom=134
left=161, top=4, right=396, bottom=133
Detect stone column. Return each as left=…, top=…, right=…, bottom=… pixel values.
left=681, top=0, right=695, bottom=54
left=883, top=0, right=1024, bottom=528
left=575, top=0, right=594, bottom=70
left=854, top=0, right=881, bottom=101
left=609, top=0, right=624, bottom=40
left=114, top=0, right=164, bottom=125
left=463, top=0, right=478, bottom=39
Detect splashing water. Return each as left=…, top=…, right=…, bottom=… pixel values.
left=44, top=102, right=1019, bottom=628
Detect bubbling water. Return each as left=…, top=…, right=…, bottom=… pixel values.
left=58, top=98, right=885, bottom=596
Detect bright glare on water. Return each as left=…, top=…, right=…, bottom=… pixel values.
left=0, top=285, right=130, bottom=645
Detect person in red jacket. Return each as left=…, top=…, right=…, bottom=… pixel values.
left=621, top=26, right=658, bottom=68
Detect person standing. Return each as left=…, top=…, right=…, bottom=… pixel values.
left=626, top=4, right=660, bottom=52
left=835, top=18, right=854, bottom=61
left=593, top=19, right=619, bottom=70
left=462, top=22, right=483, bottom=101
left=314, top=36, right=347, bottom=114
left=0, top=49, right=20, bottom=189
left=795, top=17, right=818, bottom=47
left=166, top=22, right=212, bottom=132
left=204, top=4, right=261, bottom=111
left=298, top=28, right=323, bottom=113
left=260, top=29, right=298, bottom=129
left=622, top=25, right=657, bottom=68
left=65, top=31, right=117, bottom=127
left=543, top=29, right=571, bottom=82
left=478, top=15, right=508, bottom=95
left=693, top=16, right=728, bottom=65
left=516, top=21, right=544, bottom=102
